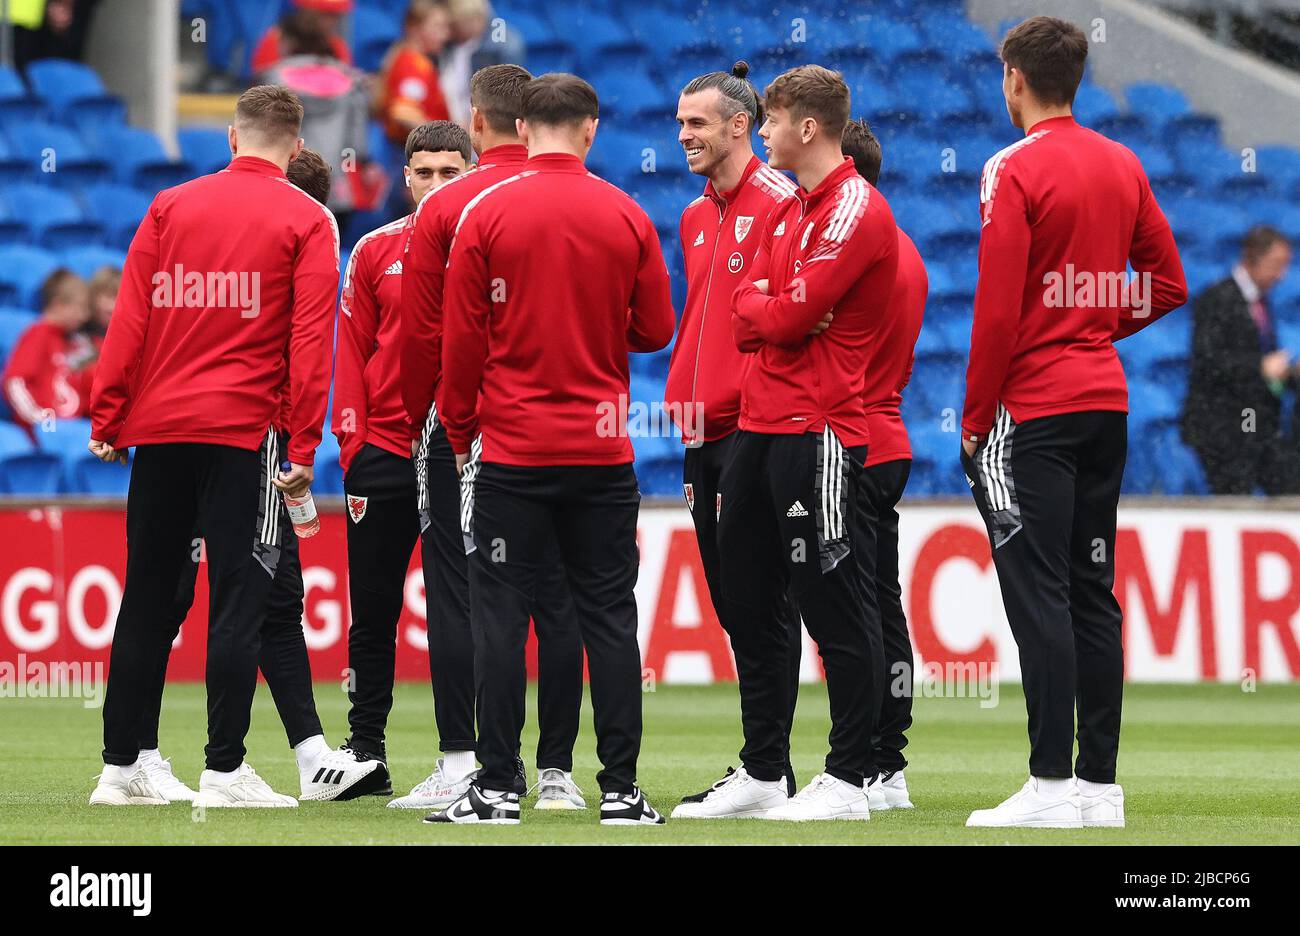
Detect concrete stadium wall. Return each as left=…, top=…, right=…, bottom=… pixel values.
left=966, top=0, right=1300, bottom=151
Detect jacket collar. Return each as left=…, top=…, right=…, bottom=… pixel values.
left=1025, top=114, right=1077, bottom=135
left=477, top=143, right=528, bottom=168
left=704, top=155, right=764, bottom=207
left=798, top=157, right=859, bottom=212
left=224, top=155, right=287, bottom=177
left=523, top=152, right=588, bottom=173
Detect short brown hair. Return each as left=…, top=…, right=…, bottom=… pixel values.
left=405, top=119, right=473, bottom=162
left=234, top=84, right=304, bottom=145
left=520, top=73, right=599, bottom=128
left=764, top=65, right=850, bottom=138
left=1000, top=16, right=1088, bottom=107
left=1242, top=225, right=1290, bottom=265
left=841, top=118, right=881, bottom=186
left=287, top=147, right=332, bottom=204
left=404, top=0, right=446, bottom=29
left=470, top=63, right=533, bottom=135
left=88, top=265, right=122, bottom=306
left=40, top=268, right=84, bottom=310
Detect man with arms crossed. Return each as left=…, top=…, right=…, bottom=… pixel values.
left=961, top=17, right=1186, bottom=828
left=89, top=86, right=339, bottom=808
left=722, top=66, right=898, bottom=821
left=433, top=74, right=675, bottom=825
left=664, top=62, right=804, bottom=819
left=400, top=65, right=587, bottom=811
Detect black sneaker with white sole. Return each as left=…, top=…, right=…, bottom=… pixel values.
left=600, top=787, right=665, bottom=825
left=340, top=739, right=392, bottom=797
left=681, top=766, right=735, bottom=803
left=424, top=784, right=520, bottom=825
left=513, top=755, right=527, bottom=795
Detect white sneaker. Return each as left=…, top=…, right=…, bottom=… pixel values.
left=966, top=777, right=1081, bottom=828
left=763, top=773, right=870, bottom=822
left=194, top=763, right=298, bottom=808
left=1077, top=779, right=1125, bottom=828
left=865, top=769, right=913, bottom=811
left=137, top=750, right=197, bottom=803
left=533, top=768, right=586, bottom=810
left=388, top=757, right=478, bottom=809
left=299, top=746, right=385, bottom=801
left=89, top=763, right=169, bottom=806
left=671, top=767, right=787, bottom=819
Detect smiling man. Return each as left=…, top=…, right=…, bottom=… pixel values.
left=663, top=62, right=804, bottom=821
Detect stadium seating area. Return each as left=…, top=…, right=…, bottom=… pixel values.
left=4, top=0, right=1300, bottom=498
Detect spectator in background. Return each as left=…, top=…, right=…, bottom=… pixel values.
left=258, top=14, right=372, bottom=228
left=1182, top=225, right=1294, bottom=494
left=377, top=0, right=453, bottom=147
left=251, top=0, right=353, bottom=74
left=439, top=0, right=526, bottom=125
left=68, top=264, right=121, bottom=404
left=10, top=0, right=102, bottom=70
left=3, top=268, right=93, bottom=438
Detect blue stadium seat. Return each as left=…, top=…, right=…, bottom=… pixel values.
left=1, top=120, right=111, bottom=184
left=71, top=452, right=132, bottom=497
left=0, top=245, right=60, bottom=307
left=1072, top=83, right=1121, bottom=124
left=80, top=184, right=153, bottom=250
left=0, top=306, right=38, bottom=358
left=596, top=68, right=673, bottom=121
left=0, top=190, right=28, bottom=245
left=1, top=183, right=105, bottom=250
left=100, top=126, right=192, bottom=191
left=0, top=452, right=64, bottom=495
left=24, top=59, right=126, bottom=125
left=0, top=421, right=33, bottom=458
left=314, top=432, right=344, bottom=496
left=177, top=126, right=232, bottom=176
left=1125, top=82, right=1192, bottom=121
left=636, top=455, right=682, bottom=497
left=59, top=245, right=127, bottom=279
left=0, top=65, right=43, bottom=123
left=352, top=4, right=402, bottom=74
left=36, top=417, right=93, bottom=460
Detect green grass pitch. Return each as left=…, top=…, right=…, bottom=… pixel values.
left=3, top=681, right=1297, bottom=844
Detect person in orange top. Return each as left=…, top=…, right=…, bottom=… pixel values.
left=377, top=0, right=452, bottom=146
left=251, top=0, right=353, bottom=74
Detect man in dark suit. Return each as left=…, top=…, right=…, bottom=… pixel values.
left=1181, top=226, right=1294, bottom=494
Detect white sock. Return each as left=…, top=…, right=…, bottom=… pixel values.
left=442, top=750, right=476, bottom=781
left=1033, top=776, right=1074, bottom=799
left=138, top=748, right=160, bottom=761
left=294, top=735, right=330, bottom=772
left=1076, top=778, right=1114, bottom=796
left=207, top=765, right=242, bottom=782
left=112, top=760, right=140, bottom=779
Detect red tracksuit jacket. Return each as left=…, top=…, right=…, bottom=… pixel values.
left=664, top=155, right=798, bottom=445
left=400, top=143, right=528, bottom=436
left=962, top=115, right=1187, bottom=439
left=731, top=157, right=899, bottom=448
left=91, top=156, right=340, bottom=465
left=3, top=321, right=92, bottom=433
left=440, top=151, right=676, bottom=465
left=333, top=214, right=412, bottom=473
left=864, top=229, right=927, bottom=467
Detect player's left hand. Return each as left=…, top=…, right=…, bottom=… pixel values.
left=961, top=437, right=978, bottom=458
left=455, top=451, right=469, bottom=476
left=88, top=439, right=128, bottom=465
left=273, top=463, right=314, bottom=496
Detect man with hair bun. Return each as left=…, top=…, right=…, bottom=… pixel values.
left=665, top=61, right=805, bottom=820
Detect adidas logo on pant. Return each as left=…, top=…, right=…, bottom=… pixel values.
left=786, top=500, right=809, bottom=517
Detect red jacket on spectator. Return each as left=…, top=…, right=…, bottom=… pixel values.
left=4, top=321, right=93, bottom=435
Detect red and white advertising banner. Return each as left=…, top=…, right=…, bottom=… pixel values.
left=1, top=503, right=1298, bottom=683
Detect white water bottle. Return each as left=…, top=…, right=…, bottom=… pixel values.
left=280, top=460, right=320, bottom=538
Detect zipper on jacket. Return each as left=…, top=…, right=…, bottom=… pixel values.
left=686, top=196, right=727, bottom=446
